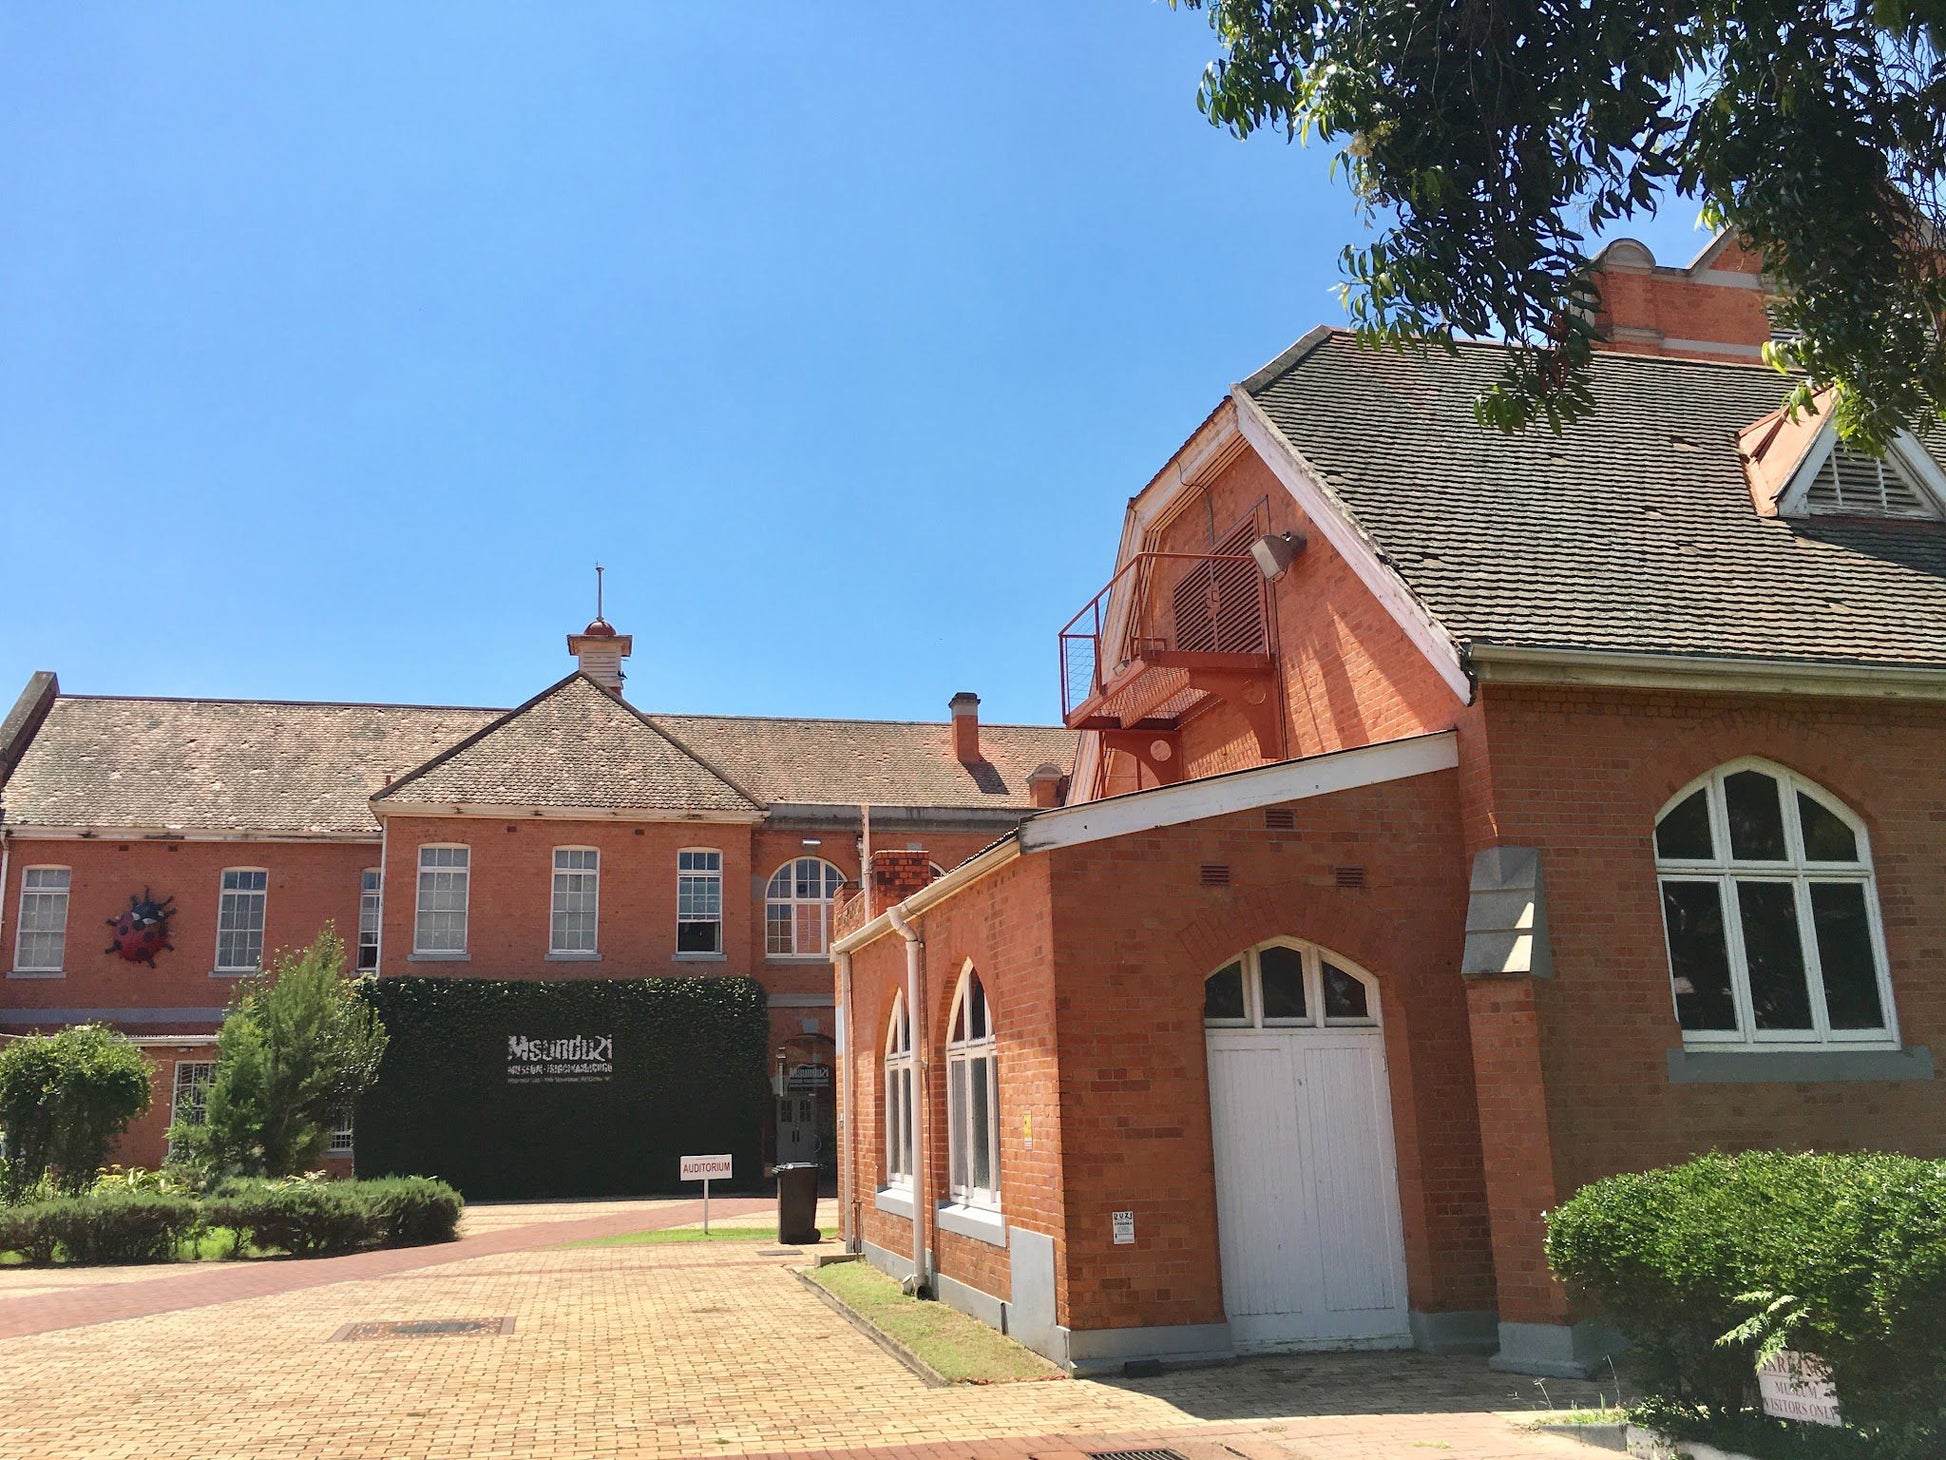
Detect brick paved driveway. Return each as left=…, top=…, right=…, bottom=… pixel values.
left=0, top=1200, right=1612, bottom=1460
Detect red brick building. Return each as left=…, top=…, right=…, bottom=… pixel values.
left=0, top=624, right=1073, bottom=1177
left=831, top=237, right=1946, bottom=1378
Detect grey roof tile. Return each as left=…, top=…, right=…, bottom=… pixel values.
left=1248, top=333, right=1946, bottom=668
left=374, top=674, right=758, bottom=814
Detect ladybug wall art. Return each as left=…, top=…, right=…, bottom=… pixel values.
left=105, top=889, right=176, bottom=966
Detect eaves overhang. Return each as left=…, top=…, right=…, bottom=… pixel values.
left=1467, top=644, right=1946, bottom=701
left=368, top=800, right=764, bottom=824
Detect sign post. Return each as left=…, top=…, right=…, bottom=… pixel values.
left=679, top=1153, right=733, bottom=1235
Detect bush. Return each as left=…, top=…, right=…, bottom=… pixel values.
left=0, top=1176, right=461, bottom=1265
left=0, top=1025, right=154, bottom=1199
left=203, top=1176, right=463, bottom=1257
left=0, top=1190, right=200, bottom=1264
left=1546, top=1151, right=1946, bottom=1460
left=181, top=927, right=388, bottom=1177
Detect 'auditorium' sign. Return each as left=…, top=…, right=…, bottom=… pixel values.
left=507, top=1034, right=614, bottom=1084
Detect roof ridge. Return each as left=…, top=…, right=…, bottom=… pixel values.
left=647, top=711, right=1071, bottom=731
left=57, top=692, right=508, bottom=713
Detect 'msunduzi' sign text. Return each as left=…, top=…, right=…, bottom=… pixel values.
left=507, top=1034, right=614, bottom=1084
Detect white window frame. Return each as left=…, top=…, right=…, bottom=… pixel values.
left=675, top=848, right=723, bottom=957
left=357, top=868, right=382, bottom=972
left=168, top=1059, right=216, bottom=1159
left=764, top=857, right=846, bottom=959
left=549, top=847, right=601, bottom=956
left=326, top=1109, right=354, bottom=1158
left=1201, top=938, right=1381, bottom=1031
left=944, top=964, right=1000, bottom=1210
left=1654, top=758, right=1898, bottom=1050
left=12, top=866, right=72, bottom=975
left=883, top=992, right=914, bottom=1189
left=214, top=868, right=268, bottom=974
left=413, top=845, right=470, bottom=956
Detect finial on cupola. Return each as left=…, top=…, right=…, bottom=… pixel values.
left=567, top=564, right=632, bottom=697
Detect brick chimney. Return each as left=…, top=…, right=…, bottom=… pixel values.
left=1027, top=762, right=1065, bottom=810
left=1588, top=234, right=1772, bottom=364
left=567, top=617, right=632, bottom=698
left=950, top=692, right=981, bottom=763
left=869, top=849, right=936, bottom=905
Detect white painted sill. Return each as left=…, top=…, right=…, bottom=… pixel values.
left=873, top=1185, right=915, bottom=1219
left=5, top=969, right=65, bottom=980
left=935, top=1200, right=1007, bottom=1247
left=765, top=955, right=832, bottom=965
left=673, top=952, right=728, bottom=962
left=407, top=952, right=470, bottom=963
left=210, top=968, right=259, bottom=978
left=546, top=951, right=602, bottom=962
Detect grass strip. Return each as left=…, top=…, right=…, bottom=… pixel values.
left=806, top=1259, right=1062, bottom=1384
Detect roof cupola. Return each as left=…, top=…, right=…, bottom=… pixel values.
left=567, top=565, right=632, bottom=697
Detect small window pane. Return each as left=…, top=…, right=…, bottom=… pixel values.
left=1736, top=880, right=1813, bottom=1031
left=1322, top=962, right=1371, bottom=1021
left=1797, top=794, right=1859, bottom=863
left=1809, top=882, right=1886, bottom=1030
left=1655, top=789, right=1714, bottom=860
left=947, top=1063, right=967, bottom=1192
left=1725, top=770, right=1787, bottom=861
left=1662, top=881, right=1737, bottom=1032
left=1258, top=945, right=1309, bottom=1022
left=1203, top=962, right=1246, bottom=1023
left=967, top=978, right=987, bottom=1040
left=969, top=1056, right=993, bottom=1192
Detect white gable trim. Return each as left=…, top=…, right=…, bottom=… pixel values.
left=1021, top=732, right=1458, bottom=853
left=1230, top=388, right=1474, bottom=702
left=1775, top=421, right=1946, bottom=519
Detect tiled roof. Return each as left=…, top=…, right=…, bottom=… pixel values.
left=1248, top=333, right=1946, bottom=668
left=0, top=674, right=1077, bottom=834
left=374, top=675, right=760, bottom=815
left=647, top=713, right=1075, bottom=810
left=0, top=695, right=501, bottom=835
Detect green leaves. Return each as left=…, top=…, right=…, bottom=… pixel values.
left=0, top=1025, right=153, bottom=1201
left=190, top=926, right=389, bottom=1179
left=1179, top=0, right=1946, bottom=448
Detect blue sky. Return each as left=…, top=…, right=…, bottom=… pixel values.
left=0, top=4, right=1712, bottom=725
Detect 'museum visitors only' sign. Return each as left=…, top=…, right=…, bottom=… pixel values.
left=507, top=1034, right=614, bottom=1084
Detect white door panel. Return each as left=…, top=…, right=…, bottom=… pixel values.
left=1207, top=1007, right=1410, bottom=1351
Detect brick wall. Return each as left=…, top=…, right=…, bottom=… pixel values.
left=1464, top=681, right=1946, bottom=1318
left=839, top=769, right=1494, bottom=1337
left=0, top=836, right=371, bottom=1019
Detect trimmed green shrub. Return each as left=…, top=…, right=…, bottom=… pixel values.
left=0, top=1190, right=200, bottom=1264
left=355, top=1175, right=465, bottom=1246
left=0, top=1025, right=154, bottom=1199
left=203, top=1176, right=462, bottom=1257
left=355, top=976, right=769, bottom=1199
left=1546, top=1151, right=1946, bottom=1460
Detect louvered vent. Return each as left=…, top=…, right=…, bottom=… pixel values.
left=1803, top=447, right=1939, bottom=519
left=1200, top=864, right=1231, bottom=887
left=1264, top=808, right=1295, bottom=831
left=1334, top=865, right=1366, bottom=889
left=1171, top=522, right=1266, bottom=654
left=1764, top=297, right=1802, bottom=345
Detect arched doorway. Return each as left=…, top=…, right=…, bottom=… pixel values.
left=1203, top=938, right=1410, bottom=1349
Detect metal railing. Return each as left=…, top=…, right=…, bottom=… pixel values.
left=1058, top=551, right=1269, bottom=723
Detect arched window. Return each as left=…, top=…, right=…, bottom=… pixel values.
left=945, top=967, right=999, bottom=1207
left=883, top=993, right=914, bottom=1187
left=765, top=858, right=845, bottom=957
left=1655, top=760, right=1896, bottom=1047
left=1203, top=939, right=1379, bottom=1029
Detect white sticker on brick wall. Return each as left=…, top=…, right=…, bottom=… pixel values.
left=1111, top=1210, right=1135, bottom=1245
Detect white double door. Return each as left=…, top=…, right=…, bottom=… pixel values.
left=1206, top=1027, right=1411, bottom=1350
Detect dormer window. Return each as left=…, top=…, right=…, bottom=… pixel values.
left=1801, top=445, right=1940, bottom=519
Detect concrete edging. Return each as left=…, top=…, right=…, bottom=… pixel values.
left=790, top=1267, right=950, bottom=1388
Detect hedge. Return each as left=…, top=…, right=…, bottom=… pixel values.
left=0, top=1189, right=199, bottom=1265
left=353, top=976, right=771, bottom=1200
left=1546, top=1151, right=1946, bottom=1460
left=206, top=1176, right=462, bottom=1256
left=0, top=1177, right=462, bottom=1264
